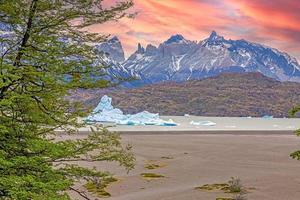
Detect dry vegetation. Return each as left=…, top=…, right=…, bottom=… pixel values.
left=71, top=72, right=300, bottom=117
left=196, top=177, right=247, bottom=200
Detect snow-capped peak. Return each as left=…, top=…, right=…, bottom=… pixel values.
left=207, top=31, right=224, bottom=41
left=164, top=34, right=187, bottom=44
left=137, top=43, right=145, bottom=54
left=200, top=31, right=227, bottom=48
left=122, top=31, right=300, bottom=86
left=94, top=36, right=125, bottom=63
left=108, top=36, right=120, bottom=44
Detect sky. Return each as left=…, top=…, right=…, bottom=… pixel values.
left=87, top=0, right=300, bottom=60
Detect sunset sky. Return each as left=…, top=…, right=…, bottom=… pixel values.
left=88, top=0, right=300, bottom=60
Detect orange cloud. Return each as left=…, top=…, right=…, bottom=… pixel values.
left=89, top=0, right=300, bottom=60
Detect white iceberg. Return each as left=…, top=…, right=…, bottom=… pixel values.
left=85, top=95, right=177, bottom=126
left=190, top=120, right=216, bottom=126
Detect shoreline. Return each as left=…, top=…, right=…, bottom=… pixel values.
left=58, top=116, right=300, bottom=135
left=62, top=130, right=296, bottom=136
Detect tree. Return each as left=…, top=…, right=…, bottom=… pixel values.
left=0, top=0, right=135, bottom=199
left=289, top=105, right=300, bottom=160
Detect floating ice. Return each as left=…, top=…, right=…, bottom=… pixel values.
left=92, top=95, right=114, bottom=112
left=225, top=125, right=237, bottom=128
left=161, top=119, right=177, bottom=126
left=190, top=120, right=216, bottom=126
left=85, top=95, right=177, bottom=126
left=262, top=115, right=273, bottom=119
left=184, top=114, right=190, bottom=117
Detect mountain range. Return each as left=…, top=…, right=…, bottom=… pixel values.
left=2, top=22, right=300, bottom=86
left=96, top=31, right=300, bottom=86
left=2, top=23, right=299, bottom=117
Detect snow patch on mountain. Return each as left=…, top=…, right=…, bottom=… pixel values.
left=94, top=36, right=125, bottom=63
left=2, top=23, right=299, bottom=87
left=122, top=31, right=300, bottom=85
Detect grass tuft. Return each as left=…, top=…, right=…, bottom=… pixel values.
left=197, top=177, right=248, bottom=200
left=84, top=177, right=117, bottom=198
left=196, top=177, right=245, bottom=194
left=161, top=156, right=174, bottom=159
left=144, top=162, right=166, bottom=170
left=140, top=173, right=165, bottom=180
left=228, top=177, right=243, bottom=193
left=195, top=183, right=229, bottom=191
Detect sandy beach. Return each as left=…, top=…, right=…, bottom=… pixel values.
left=66, top=132, right=300, bottom=200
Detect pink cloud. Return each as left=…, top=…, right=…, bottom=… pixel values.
left=89, top=0, right=300, bottom=60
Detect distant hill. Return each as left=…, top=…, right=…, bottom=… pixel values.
left=72, top=72, right=300, bottom=117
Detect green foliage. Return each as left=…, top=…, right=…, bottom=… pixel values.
left=288, top=105, right=300, bottom=118
left=0, top=0, right=134, bottom=199
left=289, top=105, right=300, bottom=136
left=289, top=105, right=300, bottom=160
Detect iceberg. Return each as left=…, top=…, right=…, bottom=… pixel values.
left=262, top=115, right=273, bottom=119
left=190, top=120, right=216, bottom=126
left=85, top=95, right=177, bottom=126
left=92, top=95, right=114, bottom=112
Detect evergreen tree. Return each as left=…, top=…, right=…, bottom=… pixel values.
left=289, top=105, right=300, bottom=160
left=0, top=0, right=135, bottom=199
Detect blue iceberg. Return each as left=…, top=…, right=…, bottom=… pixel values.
left=262, top=115, right=273, bottom=119
left=85, top=95, right=177, bottom=126
left=92, top=95, right=114, bottom=112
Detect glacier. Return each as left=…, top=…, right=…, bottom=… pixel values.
left=85, top=95, right=177, bottom=126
